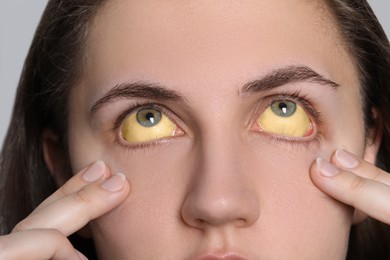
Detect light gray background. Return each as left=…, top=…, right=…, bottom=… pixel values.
left=0, top=0, right=389, bottom=145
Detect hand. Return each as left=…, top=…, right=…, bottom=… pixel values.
left=310, top=149, right=390, bottom=225
left=0, top=161, right=130, bottom=259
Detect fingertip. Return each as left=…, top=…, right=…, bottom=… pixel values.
left=121, top=173, right=131, bottom=198
left=309, top=157, right=319, bottom=176
left=309, top=157, right=338, bottom=191
left=333, top=149, right=360, bottom=169
left=309, top=157, right=323, bottom=181
left=316, top=157, right=340, bottom=177
left=101, top=173, right=127, bottom=192
left=82, top=161, right=106, bottom=183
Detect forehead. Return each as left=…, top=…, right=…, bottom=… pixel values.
left=83, top=0, right=356, bottom=96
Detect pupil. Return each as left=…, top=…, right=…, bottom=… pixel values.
left=279, top=102, right=288, bottom=114
left=145, top=112, right=155, bottom=123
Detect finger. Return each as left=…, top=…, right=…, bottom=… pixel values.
left=35, top=160, right=110, bottom=211
left=0, top=229, right=86, bottom=260
left=311, top=157, right=390, bottom=225
left=13, top=173, right=130, bottom=236
left=332, top=149, right=390, bottom=186
left=332, top=149, right=390, bottom=223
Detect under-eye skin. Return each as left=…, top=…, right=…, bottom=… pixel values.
left=120, top=105, right=183, bottom=145
left=258, top=99, right=313, bottom=137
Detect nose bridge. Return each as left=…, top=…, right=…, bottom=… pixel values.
left=201, top=125, right=239, bottom=176
left=181, top=126, right=260, bottom=229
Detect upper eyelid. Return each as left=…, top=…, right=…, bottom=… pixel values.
left=259, top=92, right=321, bottom=119
left=113, top=102, right=179, bottom=131
left=112, top=91, right=322, bottom=130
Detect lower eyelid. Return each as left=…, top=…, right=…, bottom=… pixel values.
left=272, top=134, right=323, bottom=151
left=251, top=118, right=322, bottom=148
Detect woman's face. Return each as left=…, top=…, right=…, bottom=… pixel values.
left=67, top=0, right=366, bottom=258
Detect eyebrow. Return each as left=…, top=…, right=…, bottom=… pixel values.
left=91, top=82, right=187, bottom=114
left=91, top=65, right=339, bottom=114
left=240, top=65, right=339, bottom=95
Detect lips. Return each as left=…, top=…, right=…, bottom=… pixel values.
left=197, top=253, right=248, bottom=260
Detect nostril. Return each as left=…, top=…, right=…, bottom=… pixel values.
left=236, top=218, right=248, bottom=227
left=189, top=216, right=250, bottom=229
left=195, top=218, right=205, bottom=225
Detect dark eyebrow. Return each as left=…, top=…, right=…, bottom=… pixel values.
left=91, top=66, right=338, bottom=113
left=91, top=82, right=187, bottom=114
left=240, top=65, right=339, bottom=95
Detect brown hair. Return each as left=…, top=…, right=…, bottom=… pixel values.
left=0, top=0, right=389, bottom=258
left=325, top=0, right=390, bottom=259
left=0, top=1, right=104, bottom=257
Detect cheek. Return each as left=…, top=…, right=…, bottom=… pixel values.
left=242, top=140, right=352, bottom=257
left=88, top=140, right=196, bottom=258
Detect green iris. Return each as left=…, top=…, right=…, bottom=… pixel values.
left=136, top=108, right=162, bottom=127
left=271, top=101, right=297, bottom=117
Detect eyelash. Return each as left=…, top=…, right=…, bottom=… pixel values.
left=113, top=91, right=325, bottom=151
left=253, top=90, right=325, bottom=150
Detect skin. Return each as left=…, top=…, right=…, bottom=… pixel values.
left=67, top=0, right=367, bottom=258
left=1, top=0, right=390, bottom=259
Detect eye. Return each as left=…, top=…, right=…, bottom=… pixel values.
left=257, top=100, right=313, bottom=137
left=120, top=107, right=181, bottom=143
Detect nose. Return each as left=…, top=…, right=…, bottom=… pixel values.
left=181, top=135, right=260, bottom=229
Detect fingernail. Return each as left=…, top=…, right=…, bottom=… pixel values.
left=335, top=149, right=359, bottom=169
left=316, top=157, right=340, bottom=177
left=101, top=173, right=126, bottom=192
left=82, top=161, right=105, bottom=182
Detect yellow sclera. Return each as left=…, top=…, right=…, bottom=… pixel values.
left=258, top=103, right=311, bottom=137
left=121, top=109, right=177, bottom=143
